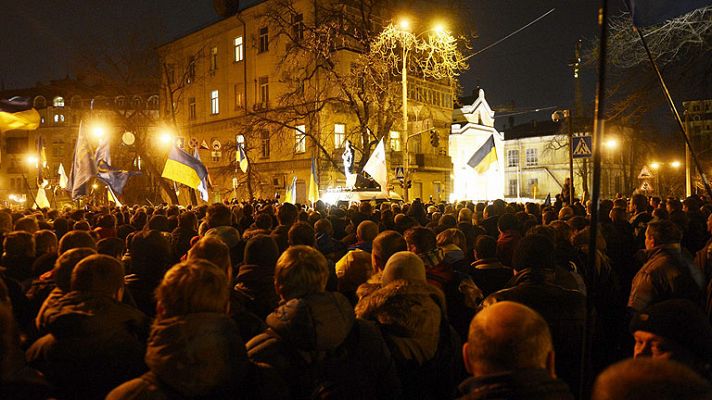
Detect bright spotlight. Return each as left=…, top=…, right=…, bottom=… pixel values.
left=399, top=18, right=410, bottom=31
left=92, top=125, right=106, bottom=139
left=671, top=161, right=681, bottom=169
left=433, top=23, right=446, bottom=35
left=25, top=154, right=39, bottom=166
left=159, top=130, right=174, bottom=146
left=650, top=162, right=660, bottom=170
left=604, top=138, right=618, bottom=149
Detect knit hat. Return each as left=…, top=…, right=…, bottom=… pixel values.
left=382, top=251, right=426, bottom=284
left=630, top=299, right=712, bottom=361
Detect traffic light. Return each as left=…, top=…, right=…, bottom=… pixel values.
left=429, top=128, right=439, bottom=147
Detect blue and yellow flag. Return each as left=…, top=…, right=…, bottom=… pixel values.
left=162, top=146, right=209, bottom=193
left=467, top=135, right=498, bottom=174
left=308, top=157, right=319, bottom=203
left=67, top=122, right=98, bottom=199
left=237, top=145, right=249, bottom=173
left=0, top=97, right=40, bottom=133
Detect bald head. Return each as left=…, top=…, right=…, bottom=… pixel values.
left=357, top=220, right=379, bottom=243
left=464, top=301, right=554, bottom=377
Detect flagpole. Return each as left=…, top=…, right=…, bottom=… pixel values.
left=625, top=6, right=712, bottom=199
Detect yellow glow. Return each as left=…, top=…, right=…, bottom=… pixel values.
left=92, top=124, right=106, bottom=139
left=433, top=23, right=446, bottom=35
left=650, top=162, right=660, bottom=170
left=671, top=161, right=681, bottom=169
left=399, top=18, right=410, bottom=31
left=92, top=183, right=99, bottom=189
left=25, top=154, right=38, bottom=166
left=159, top=130, right=174, bottom=146
left=604, top=138, right=618, bottom=149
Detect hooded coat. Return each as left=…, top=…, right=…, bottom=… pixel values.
left=107, top=313, right=248, bottom=400
left=247, top=291, right=400, bottom=400
left=26, top=291, right=149, bottom=399
left=355, top=279, right=461, bottom=400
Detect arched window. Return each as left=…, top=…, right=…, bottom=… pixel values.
left=115, top=96, right=126, bottom=108
left=53, top=96, right=65, bottom=107
left=70, top=95, right=82, bottom=109
left=147, top=95, right=159, bottom=110
left=34, top=96, right=46, bottom=108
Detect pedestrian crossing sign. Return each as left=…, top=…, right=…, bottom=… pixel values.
left=572, top=136, right=593, bottom=159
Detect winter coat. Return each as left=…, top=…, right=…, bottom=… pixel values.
left=26, top=291, right=149, bottom=399
left=496, top=231, right=521, bottom=267
left=482, top=268, right=586, bottom=397
left=628, top=244, right=701, bottom=312
left=170, top=226, right=197, bottom=261
left=457, top=368, right=574, bottom=400
left=469, top=259, right=513, bottom=298
left=356, top=279, right=461, bottom=400
left=247, top=291, right=401, bottom=400
left=107, top=313, right=248, bottom=400
left=270, top=225, right=291, bottom=254
left=234, top=263, right=279, bottom=320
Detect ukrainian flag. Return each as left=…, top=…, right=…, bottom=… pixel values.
left=308, top=157, right=319, bottom=203
left=467, top=135, right=498, bottom=174
left=0, top=97, right=40, bottom=133
left=162, top=146, right=209, bottom=191
left=237, top=145, right=248, bottom=173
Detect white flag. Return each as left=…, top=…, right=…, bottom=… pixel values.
left=58, top=163, right=69, bottom=189
left=33, top=188, right=51, bottom=209
left=363, top=137, right=387, bottom=190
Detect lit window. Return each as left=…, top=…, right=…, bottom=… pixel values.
left=525, top=148, right=538, bottom=166
left=258, top=77, right=269, bottom=107
left=210, top=47, right=218, bottom=71
left=234, top=36, right=244, bottom=62
left=334, top=123, right=346, bottom=148
left=189, top=97, right=196, bottom=120
left=210, top=90, right=219, bottom=115
left=234, top=83, right=244, bottom=110
left=261, top=130, right=270, bottom=158
left=186, top=56, right=196, bottom=84
left=259, top=27, right=269, bottom=53
left=53, top=97, right=64, bottom=107
left=507, top=149, right=519, bottom=168
left=292, top=14, right=304, bottom=41
left=53, top=114, right=64, bottom=124
left=295, top=125, right=306, bottom=153
left=389, top=131, right=401, bottom=151
left=508, top=179, right=517, bottom=196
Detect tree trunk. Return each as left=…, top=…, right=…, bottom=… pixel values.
left=142, top=155, right=179, bottom=204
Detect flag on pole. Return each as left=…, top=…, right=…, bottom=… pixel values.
left=363, top=137, right=388, bottom=190
left=162, top=146, right=209, bottom=200
left=33, top=188, right=51, bottom=209
left=36, top=135, right=48, bottom=185
left=95, top=138, right=111, bottom=170
left=237, top=145, right=248, bottom=173
left=284, top=176, right=297, bottom=204
left=107, top=185, right=123, bottom=207
left=0, top=97, right=40, bottom=133
left=58, top=163, right=69, bottom=189
left=192, top=146, right=209, bottom=201
left=67, top=121, right=98, bottom=199
left=308, top=157, right=319, bottom=203
left=467, top=135, right=498, bottom=174
left=626, top=0, right=712, bottom=26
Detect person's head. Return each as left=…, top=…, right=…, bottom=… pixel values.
left=474, top=235, right=497, bottom=261
left=71, top=254, right=125, bottom=300
left=2, top=231, right=35, bottom=258
left=592, top=358, right=712, bottom=400
left=274, top=245, right=328, bottom=300
left=73, top=220, right=91, bottom=231
left=458, top=208, right=473, bottom=224
left=254, top=212, right=273, bottom=230
left=356, top=220, right=379, bottom=243
left=436, top=228, right=466, bottom=250
left=497, top=213, right=520, bottom=234
left=558, top=206, right=574, bottom=221
left=314, top=218, right=333, bottom=235
left=288, top=222, right=316, bottom=247
left=96, top=214, right=116, bottom=229
left=683, top=196, right=702, bottom=213
left=177, top=211, right=198, bottom=231
left=483, top=205, right=498, bottom=220
left=630, top=299, right=712, bottom=370
left=96, top=237, right=125, bottom=259
left=631, top=194, right=648, bottom=214
left=439, top=214, right=457, bottom=228
left=53, top=248, right=97, bottom=292
left=381, top=251, right=426, bottom=284
left=0, top=212, right=12, bottom=234
left=404, top=227, right=436, bottom=254
left=34, top=229, right=58, bottom=256
left=610, top=207, right=628, bottom=223
left=188, top=237, right=232, bottom=280
left=156, top=260, right=229, bottom=319
left=277, top=202, right=298, bottom=226
left=511, top=233, right=556, bottom=272
left=463, top=301, right=554, bottom=377
left=645, top=220, right=682, bottom=250
left=147, top=214, right=169, bottom=232
left=371, top=230, right=407, bottom=274
left=14, top=216, right=39, bottom=233
left=130, top=229, right=172, bottom=282
left=58, top=230, right=97, bottom=255
left=206, top=203, right=233, bottom=228
left=243, top=234, right=279, bottom=269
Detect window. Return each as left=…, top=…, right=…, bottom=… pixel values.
left=334, top=123, right=346, bottom=148
left=166, top=64, right=175, bottom=85
left=258, top=26, right=269, bottom=53
left=258, top=76, right=269, bottom=107
left=210, top=47, right=218, bottom=71
left=261, top=130, right=270, bottom=158
left=525, top=148, right=538, bottom=166
left=292, top=14, right=304, bottom=41
left=509, top=179, right=517, bottom=196
left=53, top=114, right=65, bottom=124
left=189, top=97, right=196, bottom=120
left=186, top=56, right=195, bottom=84
left=210, top=90, right=219, bottom=115
left=295, top=124, right=306, bottom=153
left=389, top=131, right=401, bottom=151
left=507, top=149, right=519, bottom=168
left=53, top=97, right=64, bottom=107
left=234, top=84, right=244, bottom=110
left=234, top=36, right=244, bottom=62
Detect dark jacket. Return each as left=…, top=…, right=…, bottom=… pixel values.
left=479, top=216, right=500, bottom=239
left=628, top=244, right=701, bottom=312
left=270, top=225, right=291, bottom=254
left=496, top=231, right=521, bottom=267
left=458, top=369, right=574, bottom=400
left=234, top=263, right=279, bottom=320
left=356, top=279, right=461, bottom=400
left=469, top=259, right=513, bottom=298
left=107, top=313, right=248, bottom=400
left=26, top=291, right=149, bottom=399
left=170, top=226, right=197, bottom=261
left=247, top=292, right=401, bottom=400
left=482, top=268, right=586, bottom=396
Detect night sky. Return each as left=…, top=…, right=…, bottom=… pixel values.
left=2, top=1, right=613, bottom=126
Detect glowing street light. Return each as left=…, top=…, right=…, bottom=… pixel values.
left=604, top=138, right=619, bottom=150
left=92, top=124, right=106, bottom=139
left=399, top=17, right=410, bottom=31
left=158, top=129, right=174, bottom=146
left=671, top=160, right=681, bottom=169
left=650, top=162, right=660, bottom=170
left=25, top=154, right=39, bottom=167
left=433, top=23, right=446, bottom=35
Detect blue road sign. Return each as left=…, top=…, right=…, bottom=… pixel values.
left=572, top=136, right=593, bottom=159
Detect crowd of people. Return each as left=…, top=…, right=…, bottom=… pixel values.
left=2, top=193, right=712, bottom=399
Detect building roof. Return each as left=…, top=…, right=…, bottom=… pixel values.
left=503, top=119, right=562, bottom=141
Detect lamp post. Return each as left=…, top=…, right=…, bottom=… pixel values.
left=604, top=137, right=619, bottom=198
